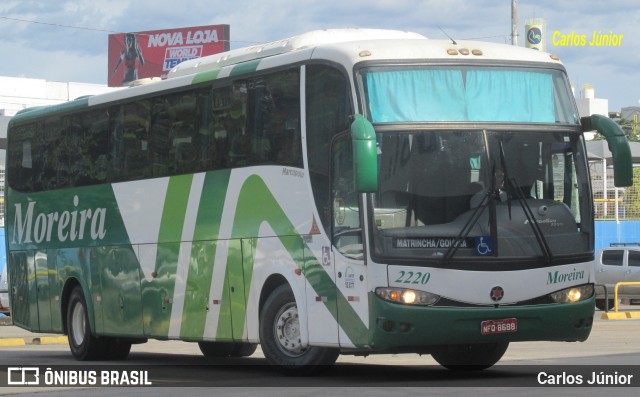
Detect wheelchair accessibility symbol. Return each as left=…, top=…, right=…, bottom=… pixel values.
left=475, top=236, right=493, bottom=256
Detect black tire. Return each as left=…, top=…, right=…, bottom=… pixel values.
left=198, top=341, right=257, bottom=358
left=106, top=339, right=132, bottom=360
left=431, top=342, right=509, bottom=371
left=595, top=299, right=614, bottom=311
left=259, top=284, right=339, bottom=375
left=66, top=286, right=108, bottom=360
left=198, top=341, right=236, bottom=357
left=231, top=342, right=258, bottom=357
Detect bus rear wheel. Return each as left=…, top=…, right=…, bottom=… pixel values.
left=430, top=342, right=509, bottom=370
left=259, top=284, right=339, bottom=375
left=106, top=339, right=132, bottom=360
left=67, top=286, right=108, bottom=360
left=198, top=342, right=258, bottom=357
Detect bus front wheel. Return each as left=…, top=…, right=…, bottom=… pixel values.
left=259, top=284, right=339, bottom=375
left=66, top=286, right=108, bottom=360
left=595, top=299, right=616, bottom=311
left=430, top=342, right=509, bottom=370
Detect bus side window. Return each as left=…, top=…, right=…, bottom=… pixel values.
left=210, top=85, right=233, bottom=169
left=332, top=135, right=362, bottom=258
left=109, top=105, right=125, bottom=180
left=265, top=69, right=301, bottom=167
left=82, top=109, right=110, bottom=185
left=41, top=117, right=63, bottom=190
left=195, top=86, right=218, bottom=171
left=224, top=69, right=303, bottom=168
left=121, top=100, right=152, bottom=180
left=306, top=64, right=351, bottom=236
left=170, top=91, right=197, bottom=174
left=226, top=82, right=249, bottom=167
left=7, top=124, right=37, bottom=192
left=149, top=97, right=173, bottom=176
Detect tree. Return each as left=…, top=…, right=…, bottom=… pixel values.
left=592, top=118, right=639, bottom=142
left=618, top=118, right=639, bottom=142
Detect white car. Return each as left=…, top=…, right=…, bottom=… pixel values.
left=593, top=246, right=640, bottom=310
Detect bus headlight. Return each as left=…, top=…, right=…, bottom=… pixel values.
left=549, top=284, right=594, bottom=304
left=375, top=287, right=440, bottom=306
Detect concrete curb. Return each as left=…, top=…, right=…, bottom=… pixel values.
left=0, top=338, right=26, bottom=347
left=32, top=336, right=69, bottom=345
left=0, top=336, right=68, bottom=346
left=601, top=311, right=640, bottom=320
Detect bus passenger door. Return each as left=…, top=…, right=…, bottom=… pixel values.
left=331, top=136, right=369, bottom=348
left=8, top=251, right=35, bottom=330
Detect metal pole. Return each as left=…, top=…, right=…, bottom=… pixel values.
left=603, top=158, right=608, bottom=218
left=511, top=0, right=519, bottom=46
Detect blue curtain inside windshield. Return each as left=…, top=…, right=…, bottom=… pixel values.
left=367, top=70, right=467, bottom=122
left=366, top=69, right=555, bottom=123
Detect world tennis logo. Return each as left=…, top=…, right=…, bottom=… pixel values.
left=528, top=27, right=542, bottom=45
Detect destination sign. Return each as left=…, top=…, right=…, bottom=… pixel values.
left=393, top=237, right=474, bottom=249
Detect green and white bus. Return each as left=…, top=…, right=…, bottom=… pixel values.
left=5, top=29, right=633, bottom=373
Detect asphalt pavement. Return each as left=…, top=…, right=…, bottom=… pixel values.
left=1, top=304, right=639, bottom=350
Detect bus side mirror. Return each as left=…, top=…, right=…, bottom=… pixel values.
left=582, top=114, right=633, bottom=187
left=350, top=114, right=379, bottom=192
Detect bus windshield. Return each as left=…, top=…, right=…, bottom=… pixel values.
left=370, top=128, right=592, bottom=266
left=361, top=66, right=579, bottom=124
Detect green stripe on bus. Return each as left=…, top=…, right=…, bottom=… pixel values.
left=147, top=175, right=193, bottom=337
left=192, top=68, right=222, bottom=85
left=230, top=59, right=261, bottom=77
left=158, top=174, right=194, bottom=242
left=181, top=170, right=231, bottom=340
left=216, top=174, right=367, bottom=346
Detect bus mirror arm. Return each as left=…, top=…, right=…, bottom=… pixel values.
left=350, top=114, right=379, bottom=193
left=581, top=115, right=633, bottom=187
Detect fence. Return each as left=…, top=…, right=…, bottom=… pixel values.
left=591, top=165, right=640, bottom=221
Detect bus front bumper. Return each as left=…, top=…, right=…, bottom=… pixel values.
left=367, top=292, right=594, bottom=352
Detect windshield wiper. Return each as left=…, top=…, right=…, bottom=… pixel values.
left=499, top=141, right=552, bottom=263
left=444, top=130, right=496, bottom=261
left=508, top=177, right=553, bottom=263
left=443, top=195, right=489, bottom=261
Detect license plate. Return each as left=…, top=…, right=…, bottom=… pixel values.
left=481, top=318, right=518, bottom=335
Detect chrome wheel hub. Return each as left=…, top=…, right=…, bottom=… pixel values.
left=274, top=302, right=305, bottom=357
left=71, top=302, right=86, bottom=346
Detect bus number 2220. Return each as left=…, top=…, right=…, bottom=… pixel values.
left=393, top=271, right=431, bottom=285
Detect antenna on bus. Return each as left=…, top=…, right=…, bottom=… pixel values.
left=438, top=26, right=457, bottom=45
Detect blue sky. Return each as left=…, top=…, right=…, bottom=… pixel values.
left=0, top=0, right=638, bottom=111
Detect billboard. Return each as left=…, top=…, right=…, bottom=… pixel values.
left=108, top=24, right=230, bottom=87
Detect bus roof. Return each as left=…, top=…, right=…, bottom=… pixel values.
left=168, top=28, right=564, bottom=79
left=167, top=29, right=427, bottom=78
left=8, top=29, right=565, bottom=125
